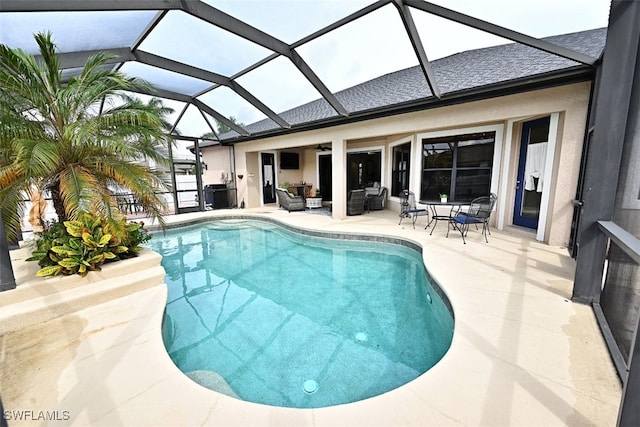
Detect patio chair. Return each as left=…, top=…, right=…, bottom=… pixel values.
left=347, top=189, right=367, bottom=215
left=456, top=193, right=497, bottom=231
left=447, top=193, right=496, bottom=243
left=367, top=187, right=388, bottom=211
left=398, top=190, right=428, bottom=229
left=116, top=193, right=141, bottom=215
left=364, top=182, right=381, bottom=196
left=275, top=188, right=305, bottom=212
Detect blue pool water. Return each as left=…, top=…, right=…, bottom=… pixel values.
left=150, top=219, right=454, bottom=408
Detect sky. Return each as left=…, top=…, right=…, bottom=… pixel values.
left=0, top=0, right=612, bottom=139
left=162, top=0, right=612, bottom=137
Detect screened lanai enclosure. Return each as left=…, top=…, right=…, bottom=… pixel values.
left=0, top=1, right=608, bottom=139
left=1, top=0, right=639, bottom=424
left=0, top=0, right=609, bottom=214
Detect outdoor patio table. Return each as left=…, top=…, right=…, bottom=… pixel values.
left=305, top=197, right=323, bottom=209
left=423, top=200, right=470, bottom=235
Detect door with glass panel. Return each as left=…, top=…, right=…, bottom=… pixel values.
left=318, top=154, right=332, bottom=201
left=346, top=151, right=381, bottom=191
left=513, top=117, right=550, bottom=229
left=261, top=152, right=276, bottom=204
left=391, top=142, right=411, bottom=198
left=173, top=138, right=203, bottom=214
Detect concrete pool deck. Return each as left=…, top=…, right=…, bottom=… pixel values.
left=0, top=207, right=621, bottom=426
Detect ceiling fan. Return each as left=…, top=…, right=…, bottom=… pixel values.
left=315, top=144, right=330, bottom=151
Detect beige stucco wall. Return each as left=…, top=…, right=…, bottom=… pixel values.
left=220, top=81, right=592, bottom=245
left=201, top=145, right=233, bottom=186
left=278, top=149, right=305, bottom=188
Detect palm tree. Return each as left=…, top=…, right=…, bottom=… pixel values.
left=0, top=32, right=174, bottom=241
left=216, top=116, right=244, bottom=136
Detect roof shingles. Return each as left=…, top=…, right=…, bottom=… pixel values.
left=223, top=28, right=606, bottom=141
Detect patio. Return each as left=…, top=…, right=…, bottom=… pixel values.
left=0, top=207, right=621, bottom=426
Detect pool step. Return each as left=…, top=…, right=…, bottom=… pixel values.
left=0, top=249, right=166, bottom=335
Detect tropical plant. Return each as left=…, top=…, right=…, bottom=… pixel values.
left=215, top=117, right=244, bottom=136
left=26, top=212, right=152, bottom=277
left=200, top=116, right=244, bottom=140
left=0, top=32, right=174, bottom=241
left=27, top=214, right=126, bottom=277
left=120, top=220, right=152, bottom=254
left=201, top=131, right=217, bottom=140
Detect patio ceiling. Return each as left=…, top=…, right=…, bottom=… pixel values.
left=0, top=0, right=606, bottom=143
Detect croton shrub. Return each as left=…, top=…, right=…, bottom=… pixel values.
left=26, top=212, right=152, bottom=277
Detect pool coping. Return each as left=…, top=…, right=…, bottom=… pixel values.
left=2, top=208, right=622, bottom=426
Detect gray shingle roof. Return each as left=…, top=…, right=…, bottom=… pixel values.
left=222, top=28, right=606, bottom=142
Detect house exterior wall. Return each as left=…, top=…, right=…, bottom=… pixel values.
left=243, top=152, right=260, bottom=208
left=200, top=145, right=233, bottom=186
left=301, top=149, right=317, bottom=192
left=223, top=81, right=591, bottom=245
left=278, top=148, right=305, bottom=188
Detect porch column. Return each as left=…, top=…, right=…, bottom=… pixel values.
left=331, top=139, right=347, bottom=219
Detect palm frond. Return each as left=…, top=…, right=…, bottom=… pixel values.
left=0, top=179, right=29, bottom=242
left=34, top=32, right=61, bottom=95
left=57, top=165, right=100, bottom=220
left=1, top=32, right=174, bottom=226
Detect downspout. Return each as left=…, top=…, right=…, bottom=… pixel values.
left=231, top=144, right=238, bottom=208
left=193, top=139, right=204, bottom=211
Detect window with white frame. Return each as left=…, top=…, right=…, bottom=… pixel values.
left=421, top=132, right=495, bottom=202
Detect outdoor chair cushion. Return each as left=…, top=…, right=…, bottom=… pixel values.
left=367, top=187, right=388, bottom=210
left=365, top=182, right=382, bottom=197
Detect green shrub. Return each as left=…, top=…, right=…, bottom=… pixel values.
left=120, top=220, right=152, bottom=257
left=26, top=213, right=152, bottom=277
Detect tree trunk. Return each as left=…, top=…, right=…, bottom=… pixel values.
left=49, top=185, right=67, bottom=223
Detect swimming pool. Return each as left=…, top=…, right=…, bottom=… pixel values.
left=150, top=218, right=454, bottom=408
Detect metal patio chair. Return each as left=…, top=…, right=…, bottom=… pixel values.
left=398, top=190, right=428, bottom=229
left=447, top=193, right=496, bottom=243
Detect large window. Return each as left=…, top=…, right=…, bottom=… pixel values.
left=421, top=132, right=495, bottom=202
left=391, top=142, right=411, bottom=198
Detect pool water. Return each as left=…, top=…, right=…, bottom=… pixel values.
left=150, top=220, right=454, bottom=408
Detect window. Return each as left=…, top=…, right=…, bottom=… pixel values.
left=421, top=132, right=495, bottom=202
left=391, top=142, right=411, bottom=198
